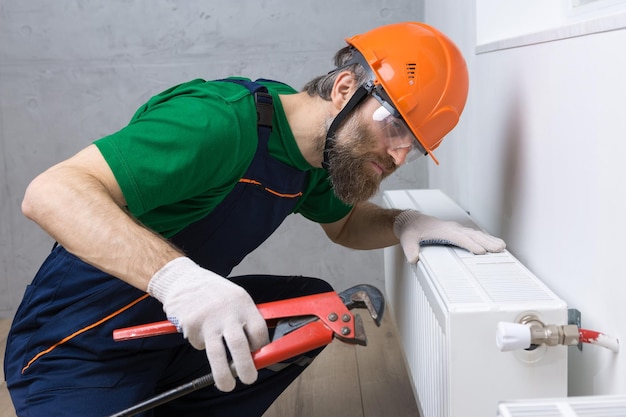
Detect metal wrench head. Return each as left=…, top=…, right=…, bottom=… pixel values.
left=338, top=284, right=385, bottom=327
left=271, top=284, right=385, bottom=346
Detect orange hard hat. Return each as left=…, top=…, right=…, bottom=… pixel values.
left=346, top=22, right=469, bottom=164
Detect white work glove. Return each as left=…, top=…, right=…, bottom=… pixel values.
left=147, top=257, right=269, bottom=392
left=393, top=210, right=506, bottom=264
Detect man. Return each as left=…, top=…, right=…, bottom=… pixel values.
left=4, top=22, right=505, bottom=416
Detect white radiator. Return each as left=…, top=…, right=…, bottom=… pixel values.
left=383, top=189, right=568, bottom=417
left=498, top=395, right=626, bottom=416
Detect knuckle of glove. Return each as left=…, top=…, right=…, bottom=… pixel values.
left=464, top=229, right=506, bottom=253
left=184, top=320, right=209, bottom=350
left=449, top=229, right=486, bottom=254
left=486, top=235, right=507, bottom=252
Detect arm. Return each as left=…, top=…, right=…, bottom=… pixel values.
left=320, top=201, right=403, bottom=249
left=22, top=144, right=268, bottom=391
left=22, top=144, right=183, bottom=291
left=320, top=201, right=506, bottom=263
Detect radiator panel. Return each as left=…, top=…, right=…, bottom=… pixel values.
left=498, top=395, right=626, bottom=416
left=383, top=189, right=568, bottom=417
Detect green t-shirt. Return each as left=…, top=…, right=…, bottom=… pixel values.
left=94, top=77, right=352, bottom=238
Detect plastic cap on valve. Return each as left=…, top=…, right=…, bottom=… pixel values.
left=496, top=322, right=532, bottom=352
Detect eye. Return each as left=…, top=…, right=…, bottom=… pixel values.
left=385, top=118, right=405, bottom=138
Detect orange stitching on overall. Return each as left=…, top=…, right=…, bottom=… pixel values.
left=239, top=178, right=303, bottom=198
left=21, top=293, right=150, bottom=374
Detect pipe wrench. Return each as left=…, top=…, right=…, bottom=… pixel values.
left=108, top=284, right=385, bottom=417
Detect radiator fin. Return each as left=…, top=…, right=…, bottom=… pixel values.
left=412, top=261, right=449, bottom=417
left=501, top=405, right=562, bottom=416
left=420, top=249, right=484, bottom=304
left=464, top=256, right=556, bottom=303
left=421, top=249, right=561, bottom=307
left=500, top=396, right=626, bottom=416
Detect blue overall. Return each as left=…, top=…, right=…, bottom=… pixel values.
left=4, top=79, right=333, bottom=417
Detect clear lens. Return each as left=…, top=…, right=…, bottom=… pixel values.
left=371, top=104, right=426, bottom=164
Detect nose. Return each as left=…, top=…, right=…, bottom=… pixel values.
left=387, top=145, right=411, bottom=166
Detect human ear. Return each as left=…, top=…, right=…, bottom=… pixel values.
left=330, top=71, right=358, bottom=111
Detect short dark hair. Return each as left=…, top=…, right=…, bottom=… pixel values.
left=302, top=46, right=370, bottom=100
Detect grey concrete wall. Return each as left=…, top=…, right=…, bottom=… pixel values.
left=0, top=0, right=425, bottom=317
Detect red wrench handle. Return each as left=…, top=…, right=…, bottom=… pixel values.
left=113, top=318, right=333, bottom=370
left=113, top=290, right=355, bottom=342
left=113, top=321, right=176, bottom=341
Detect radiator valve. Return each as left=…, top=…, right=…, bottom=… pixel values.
left=496, top=315, right=579, bottom=352
left=496, top=314, right=620, bottom=353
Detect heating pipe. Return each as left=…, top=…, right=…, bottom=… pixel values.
left=579, top=328, right=620, bottom=353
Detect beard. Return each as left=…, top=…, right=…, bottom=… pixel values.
left=324, top=113, right=397, bottom=205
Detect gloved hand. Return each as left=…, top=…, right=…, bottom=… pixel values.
left=147, top=257, right=269, bottom=392
left=393, top=210, right=506, bottom=264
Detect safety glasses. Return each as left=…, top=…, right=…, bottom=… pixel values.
left=370, top=94, right=426, bottom=164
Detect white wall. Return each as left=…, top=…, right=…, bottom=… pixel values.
left=0, top=0, right=424, bottom=317
left=424, top=0, right=626, bottom=397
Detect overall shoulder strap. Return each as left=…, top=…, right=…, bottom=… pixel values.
left=216, top=78, right=273, bottom=130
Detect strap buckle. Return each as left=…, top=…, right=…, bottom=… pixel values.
left=254, top=91, right=273, bottom=129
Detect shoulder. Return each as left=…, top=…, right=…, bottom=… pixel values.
left=256, top=79, right=298, bottom=95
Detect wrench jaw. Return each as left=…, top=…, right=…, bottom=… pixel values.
left=339, top=284, right=385, bottom=327
left=333, top=284, right=385, bottom=346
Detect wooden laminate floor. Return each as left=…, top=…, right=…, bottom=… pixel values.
left=1, top=308, right=419, bottom=417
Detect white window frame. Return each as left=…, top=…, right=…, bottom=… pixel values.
left=476, top=0, right=626, bottom=54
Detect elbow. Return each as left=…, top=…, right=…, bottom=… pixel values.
left=322, top=223, right=341, bottom=245
left=321, top=221, right=350, bottom=247
left=22, top=174, right=51, bottom=223
left=325, top=226, right=360, bottom=249
left=321, top=210, right=358, bottom=248
left=326, top=230, right=345, bottom=246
